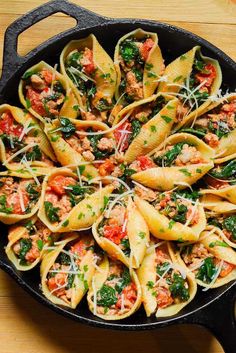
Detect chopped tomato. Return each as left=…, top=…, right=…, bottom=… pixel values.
left=99, top=159, right=115, bottom=176
left=137, top=156, right=156, bottom=171
left=140, top=38, right=154, bottom=61
left=26, top=87, right=46, bottom=116
left=195, top=63, right=216, bottom=90
left=25, top=246, right=40, bottom=263
left=103, top=225, right=126, bottom=245
left=6, top=192, right=29, bottom=214
left=156, top=288, right=174, bottom=308
left=40, top=69, right=53, bottom=85
left=48, top=175, right=76, bottom=196
left=0, top=111, right=23, bottom=137
left=82, top=49, right=95, bottom=75
left=204, top=175, right=229, bottom=189
left=114, top=122, right=132, bottom=152
left=220, top=261, right=235, bottom=278
left=123, top=283, right=137, bottom=302
left=47, top=273, right=66, bottom=296
left=71, top=240, right=87, bottom=258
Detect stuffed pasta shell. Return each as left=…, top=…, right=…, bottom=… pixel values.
left=131, top=133, right=215, bottom=190
left=92, top=195, right=149, bottom=269
left=87, top=256, right=141, bottom=320
left=134, top=188, right=206, bottom=241
left=112, top=94, right=179, bottom=163
left=38, top=168, right=113, bottom=232
left=19, top=61, right=78, bottom=123
left=41, top=233, right=96, bottom=308
left=0, top=104, right=55, bottom=170
left=137, top=240, right=197, bottom=317
left=6, top=216, right=54, bottom=271
left=114, top=29, right=164, bottom=106
left=60, top=34, right=116, bottom=123
left=158, top=46, right=222, bottom=129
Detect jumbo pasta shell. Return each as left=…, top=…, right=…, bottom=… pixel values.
left=201, top=185, right=236, bottom=204
left=87, top=256, right=142, bottom=320
left=134, top=195, right=206, bottom=242
left=113, top=94, right=179, bottom=164
left=19, top=61, right=78, bottom=124
left=40, top=233, right=95, bottom=308
left=137, top=241, right=197, bottom=318
left=92, top=196, right=149, bottom=269
left=0, top=104, right=56, bottom=170
left=158, top=46, right=222, bottom=129
left=60, top=34, right=116, bottom=108
left=131, top=133, right=215, bottom=190
left=5, top=216, right=53, bottom=271
left=114, top=28, right=164, bottom=103
left=200, top=227, right=236, bottom=265
left=38, top=168, right=114, bottom=232
left=201, top=194, right=236, bottom=213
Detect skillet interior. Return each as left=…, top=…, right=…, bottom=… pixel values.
left=0, top=19, right=235, bottom=329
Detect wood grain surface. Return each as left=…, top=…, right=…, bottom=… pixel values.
left=0, top=1, right=235, bottom=352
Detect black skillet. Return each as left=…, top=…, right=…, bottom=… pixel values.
left=0, top=0, right=235, bottom=352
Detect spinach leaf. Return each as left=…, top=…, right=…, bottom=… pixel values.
left=210, top=160, right=236, bottom=180
left=0, top=134, right=25, bottom=150
left=25, top=145, right=42, bottom=161
left=59, top=117, right=76, bottom=138
left=44, top=201, right=60, bottom=222
left=66, top=51, right=83, bottom=69
left=156, top=262, right=171, bottom=276
left=172, top=203, right=188, bottom=223
left=120, top=238, right=131, bottom=256
left=120, top=39, right=142, bottom=64
left=154, top=142, right=185, bottom=167
left=0, top=195, right=13, bottom=214
left=179, top=127, right=207, bottom=138
left=196, top=257, right=217, bottom=283
left=87, top=131, right=110, bottom=159
left=66, top=273, right=75, bottom=289
left=132, top=68, right=143, bottom=82
left=208, top=120, right=231, bottom=139
left=19, top=238, right=32, bottom=265
left=26, top=183, right=39, bottom=201
left=169, top=273, right=190, bottom=301
left=96, top=98, right=113, bottom=112
left=130, top=120, right=142, bottom=141
left=57, top=252, right=71, bottom=266
left=223, top=216, right=236, bottom=241
left=115, top=268, right=131, bottom=294
left=97, top=285, right=118, bottom=307
left=174, top=189, right=200, bottom=202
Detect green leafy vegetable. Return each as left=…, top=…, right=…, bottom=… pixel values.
left=210, top=160, right=236, bottom=180
left=58, top=117, right=76, bottom=138
left=97, top=285, right=118, bottom=307
left=169, top=273, right=190, bottom=301
left=154, top=142, right=185, bottom=167
left=196, top=257, right=217, bottom=283
left=44, top=201, right=60, bottom=222
left=223, top=216, right=236, bottom=241
left=156, top=262, right=171, bottom=276
left=115, top=268, right=131, bottom=294
left=19, top=238, right=32, bottom=265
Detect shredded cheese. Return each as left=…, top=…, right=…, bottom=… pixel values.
left=20, top=156, right=40, bottom=186
left=3, top=143, right=37, bottom=165
left=18, top=189, right=26, bottom=213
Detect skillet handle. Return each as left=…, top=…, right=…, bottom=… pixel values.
left=0, top=0, right=108, bottom=88
left=181, top=283, right=236, bottom=353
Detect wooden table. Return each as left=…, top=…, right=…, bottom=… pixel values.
left=0, top=1, right=235, bottom=352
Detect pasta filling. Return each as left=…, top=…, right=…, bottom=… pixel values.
left=46, top=236, right=94, bottom=304
left=65, top=47, right=114, bottom=121
left=22, top=68, right=66, bottom=119
left=94, top=261, right=137, bottom=315
left=11, top=219, right=52, bottom=266
left=205, top=159, right=236, bottom=189
left=118, top=36, right=155, bottom=103
left=0, top=177, right=41, bottom=215
left=208, top=214, right=236, bottom=244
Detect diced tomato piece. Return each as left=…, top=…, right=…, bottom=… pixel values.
left=47, top=274, right=66, bottom=296
left=6, top=192, right=29, bottom=214
left=103, top=225, right=127, bottom=245
left=26, top=87, right=46, bottom=116
left=204, top=175, right=229, bottom=189
left=25, top=246, right=40, bottom=263
left=40, top=69, right=53, bottom=85
left=99, top=159, right=115, bottom=176
left=114, top=122, right=132, bottom=152
left=123, top=283, right=137, bottom=302
left=0, top=111, right=23, bottom=137
left=137, top=156, right=156, bottom=171
left=140, top=38, right=154, bottom=61
left=48, top=175, right=76, bottom=196
left=71, top=240, right=87, bottom=257
left=220, top=261, right=235, bottom=278
left=82, top=49, right=95, bottom=75
left=156, top=288, right=174, bottom=308
left=195, top=63, right=216, bottom=90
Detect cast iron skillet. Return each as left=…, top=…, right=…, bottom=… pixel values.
left=0, top=0, right=235, bottom=351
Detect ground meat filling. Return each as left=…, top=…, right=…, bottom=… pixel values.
left=46, top=236, right=94, bottom=305
left=23, top=68, right=66, bottom=119
left=146, top=244, right=190, bottom=309
left=44, top=175, right=96, bottom=224
left=194, top=100, right=236, bottom=147
left=180, top=243, right=235, bottom=282
left=12, top=219, right=52, bottom=265
left=95, top=261, right=137, bottom=316
left=208, top=214, right=236, bottom=244
left=0, top=177, right=40, bottom=215
left=118, top=36, right=155, bottom=103
left=98, top=204, right=130, bottom=256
